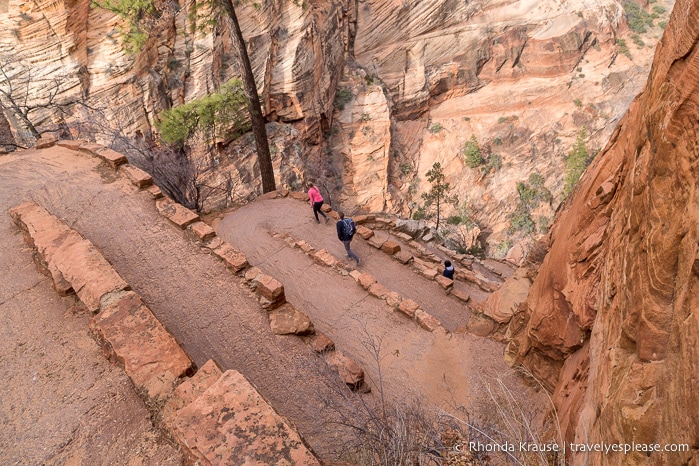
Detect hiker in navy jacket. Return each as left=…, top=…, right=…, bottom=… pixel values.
left=443, top=260, right=455, bottom=280
left=337, top=212, right=360, bottom=265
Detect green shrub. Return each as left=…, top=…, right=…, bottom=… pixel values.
left=428, top=123, right=443, bottom=134
left=334, top=88, right=353, bottom=110
left=563, top=128, right=591, bottom=196
left=509, top=206, right=535, bottom=235
left=157, top=79, right=249, bottom=147
left=360, top=112, right=372, bottom=122
left=624, top=1, right=654, bottom=33
left=631, top=34, right=645, bottom=47
left=92, top=0, right=155, bottom=53
left=573, top=99, right=582, bottom=107
left=652, top=5, right=666, bottom=14
left=447, top=215, right=462, bottom=226
left=659, top=21, right=667, bottom=29
left=616, top=39, right=632, bottom=59
left=485, top=153, right=502, bottom=173
left=462, top=134, right=484, bottom=168
left=400, top=162, right=413, bottom=175
left=497, top=116, right=508, bottom=124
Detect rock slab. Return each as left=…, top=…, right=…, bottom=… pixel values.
left=8, top=201, right=129, bottom=313
left=171, top=370, right=320, bottom=465
left=90, top=291, right=193, bottom=402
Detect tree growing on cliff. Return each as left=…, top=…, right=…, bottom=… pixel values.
left=176, top=0, right=277, bottom=193
left=563, top=128, right=592, bottom=196
left=157, top=79, right=250, bottom=148
left=412, top=162, right=458, bottom=231
left=218, top=0, right=276, bottom=193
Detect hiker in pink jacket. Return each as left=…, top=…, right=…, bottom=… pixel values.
left=307, top=182, right=328, bottom=223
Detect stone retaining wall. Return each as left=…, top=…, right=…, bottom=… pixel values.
left=270, top=230, right=446, bottom=334
left=278, top=190, right=504, bottom=295
left=8, top=142, right=322, bottom=464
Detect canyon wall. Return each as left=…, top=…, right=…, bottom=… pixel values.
left=503, top=0, right=699, bottom=462
left=0, top=0, right=673, bottom=238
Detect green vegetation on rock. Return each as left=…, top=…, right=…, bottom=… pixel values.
left=563, top=128, right=592, bottom=196
left=157, top=79, right=250, bottom=147
left=462, top=134, right=483, bottom=168
left=92, top=0, right=155, bottom=53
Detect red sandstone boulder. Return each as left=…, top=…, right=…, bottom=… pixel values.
left=435, top=275, right=454, bottom=292
left=313, top=249, right=337, bottom=267
left=268, top=304, right=315, bottom=335
left=188, top=221, right=216, bottom=241
left=156, top=198, right=199, bottom=229
left=367, top=236, right=386, bottom=249
left=309, top=333, right=335, bottom=353
left=415, top=310, right=442, bottom=332
left=212, top=242, right=249, bottom=274
left=356, top=225, right=374, bottom=240
left=381, top=240, right=401, bottom=255
left=358, top=273, right=376, bottom=289
left=171, top=370, right=320, bottom=465
left=256, top=274, right=285, bottom=307
left=326, top=351, right=365, bottom=389
left=368, top=282, right=389, bottom=299
left=397, top=299, right=419, bottom=318
left=392, top=250, right=414, bottom=264
left=120, top=164, right=153, bottom=188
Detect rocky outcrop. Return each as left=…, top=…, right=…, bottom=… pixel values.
left=503, top=0, right=699, bottom=462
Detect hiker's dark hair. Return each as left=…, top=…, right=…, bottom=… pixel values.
left=307, top=181, right=315, bottom=188
left=338, top=211, right=345, bottom=219
left=445, top=260, right=452, bottom=267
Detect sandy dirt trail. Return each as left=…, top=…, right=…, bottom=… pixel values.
left=2, top=146, right=543, bottom=463
left=1, top=147, right=349, bottom=461
left=0, top=150, right=181, bottom=464
left=218, top=198, right=532, bottom=413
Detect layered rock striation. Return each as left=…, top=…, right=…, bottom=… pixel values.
left=503, top=0, right=699, bottom=462
left=0, top=0, right=673, bottom=231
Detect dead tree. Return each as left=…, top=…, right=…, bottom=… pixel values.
left=0, top=55, right=79, bottom=145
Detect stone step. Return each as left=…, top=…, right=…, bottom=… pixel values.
left=169, top=369, right=320, bottom=465
left=90, top=291, right=194, bottom=403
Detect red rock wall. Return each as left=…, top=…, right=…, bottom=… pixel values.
left=507, top=0, right=699, bottom=462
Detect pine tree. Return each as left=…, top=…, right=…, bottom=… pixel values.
left=463, top=134, right=484, bottom=168
left=418, top=162, right=458, bottom=230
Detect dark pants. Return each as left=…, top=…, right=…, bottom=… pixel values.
left=312, top=201, right=327, bottom=222
left=343, top=239, right=359, bottom=262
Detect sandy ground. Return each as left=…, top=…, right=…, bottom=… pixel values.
left=0, top=150, right=181, bottom=464
left=218, top=198, right=540, bottom=416
left=1, top=146, right=547, bottom=463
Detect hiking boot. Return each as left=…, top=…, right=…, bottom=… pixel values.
left=324, top=217, right=329, bottom=224
left=356, top=258, right=361, bottom=266
left=315, top=219, right=320, bottom=224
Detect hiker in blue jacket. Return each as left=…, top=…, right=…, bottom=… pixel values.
left=337, top=212, right=360, bottom=266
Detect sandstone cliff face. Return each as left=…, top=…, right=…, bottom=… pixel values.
left=348, top=0, right=666, bottom=243
left=0, top=0, right=672, bottom=228
left=503, top=0, right=699, bottom=462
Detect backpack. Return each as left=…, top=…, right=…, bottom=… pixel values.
left=342, top=218, right=357, bottom=238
